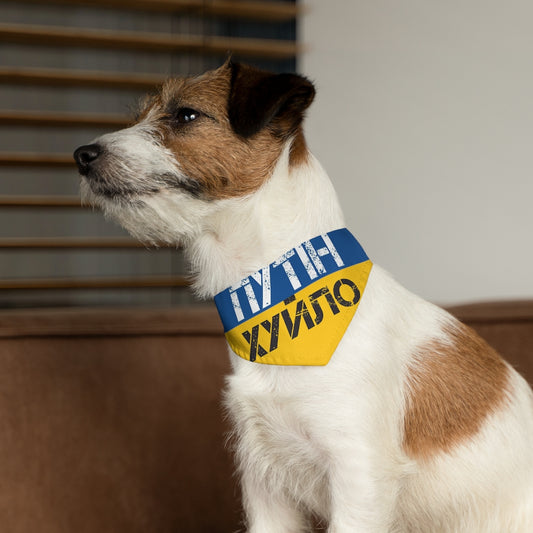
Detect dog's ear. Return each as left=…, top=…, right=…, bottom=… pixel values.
left=228, top=62, right=315, bottom=139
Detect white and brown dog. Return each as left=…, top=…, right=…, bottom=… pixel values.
left=74, top=61, right=533, bottom=532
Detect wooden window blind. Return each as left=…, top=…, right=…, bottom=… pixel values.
left=0, top=0, right=300, bottom=308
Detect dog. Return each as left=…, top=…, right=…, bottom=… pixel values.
left=74, top=61, right=533, bottom=532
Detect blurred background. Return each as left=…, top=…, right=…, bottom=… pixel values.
left=0, top=0, right=531, bottom=309
left=302, top=0, right=533, bottom=305
left=0, top=0, right=297, bottom=308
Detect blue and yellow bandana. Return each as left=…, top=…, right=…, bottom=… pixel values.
left=214, top=228, right=372, bottom=366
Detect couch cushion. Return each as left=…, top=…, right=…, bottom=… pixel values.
left=0, top=306, right=240, bottom=533
left=449, top=300, right=533, bottom=385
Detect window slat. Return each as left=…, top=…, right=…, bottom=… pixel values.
left=0, top=154, right=75, bottom=168
left=0, top=110, right=130, bottom=129
left=0, top=0, right=300, bottom=22
left=0, top=67, right=165, bottom=90
left=0, top=23, right=300, bottom=60
left=0, top=238, right=156, bottom=249
left=0, top=195, right=81, bottom=207
left=0, top=275, right=188, bottom=290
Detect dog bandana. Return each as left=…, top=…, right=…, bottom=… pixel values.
left=214, top=228, right=372, bottom=365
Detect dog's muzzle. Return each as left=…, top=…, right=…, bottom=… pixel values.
left=73, top=144, right=102, bottom=176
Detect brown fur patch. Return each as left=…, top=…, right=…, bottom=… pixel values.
left=139, top=64, right=310, bottom=200
left=288, top=126, right=310, bottom=167
left=403, top=321, right=510, bottom=459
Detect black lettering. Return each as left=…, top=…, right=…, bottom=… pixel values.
left=281, top=309, right=296, bottom=338
left=261, top=314, right=280, bottom=352
left=297, top=299, right=315, bottom=331
left=281, top=299, right=315, bottom=339
left=309, top=286, right=340, bottom=324
left=242, top=325, right=267, bottom=362
left=333, top=278, right=360, bottom=307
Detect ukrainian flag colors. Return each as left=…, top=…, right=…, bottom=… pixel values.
left=214, top=229, right=372, bottom=366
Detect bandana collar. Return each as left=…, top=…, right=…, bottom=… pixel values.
left=214, top=228, right=372, bottom=366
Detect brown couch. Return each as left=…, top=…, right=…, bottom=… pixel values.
left=0, top=301, right=531, bottom=532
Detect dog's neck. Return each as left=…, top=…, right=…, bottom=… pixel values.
left=186, top=143, right=346, bottom=299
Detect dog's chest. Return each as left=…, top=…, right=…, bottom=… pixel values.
left=225, top=377, right=330, bottom=511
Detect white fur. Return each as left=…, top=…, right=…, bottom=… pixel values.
left=214, top=150, right=533, bottom=531
left=80, top=117, right=533, bottom=532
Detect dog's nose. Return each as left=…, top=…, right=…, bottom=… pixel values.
left=73, top=144, right=101, bottom=175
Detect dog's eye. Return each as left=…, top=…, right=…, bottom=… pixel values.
left=174, top=108, right=201, bottom=124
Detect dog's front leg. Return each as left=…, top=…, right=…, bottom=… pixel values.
left=327, top=479, right=397, bottom=532
left=325, top=439, right=399, bottom=533
left=241, top=470, right=309, bottom=533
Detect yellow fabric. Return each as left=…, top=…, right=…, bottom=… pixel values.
left=225, top=260, right=372, bottom=365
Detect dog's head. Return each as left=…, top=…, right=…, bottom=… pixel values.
left=74, top=61, right=315, bottom=245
